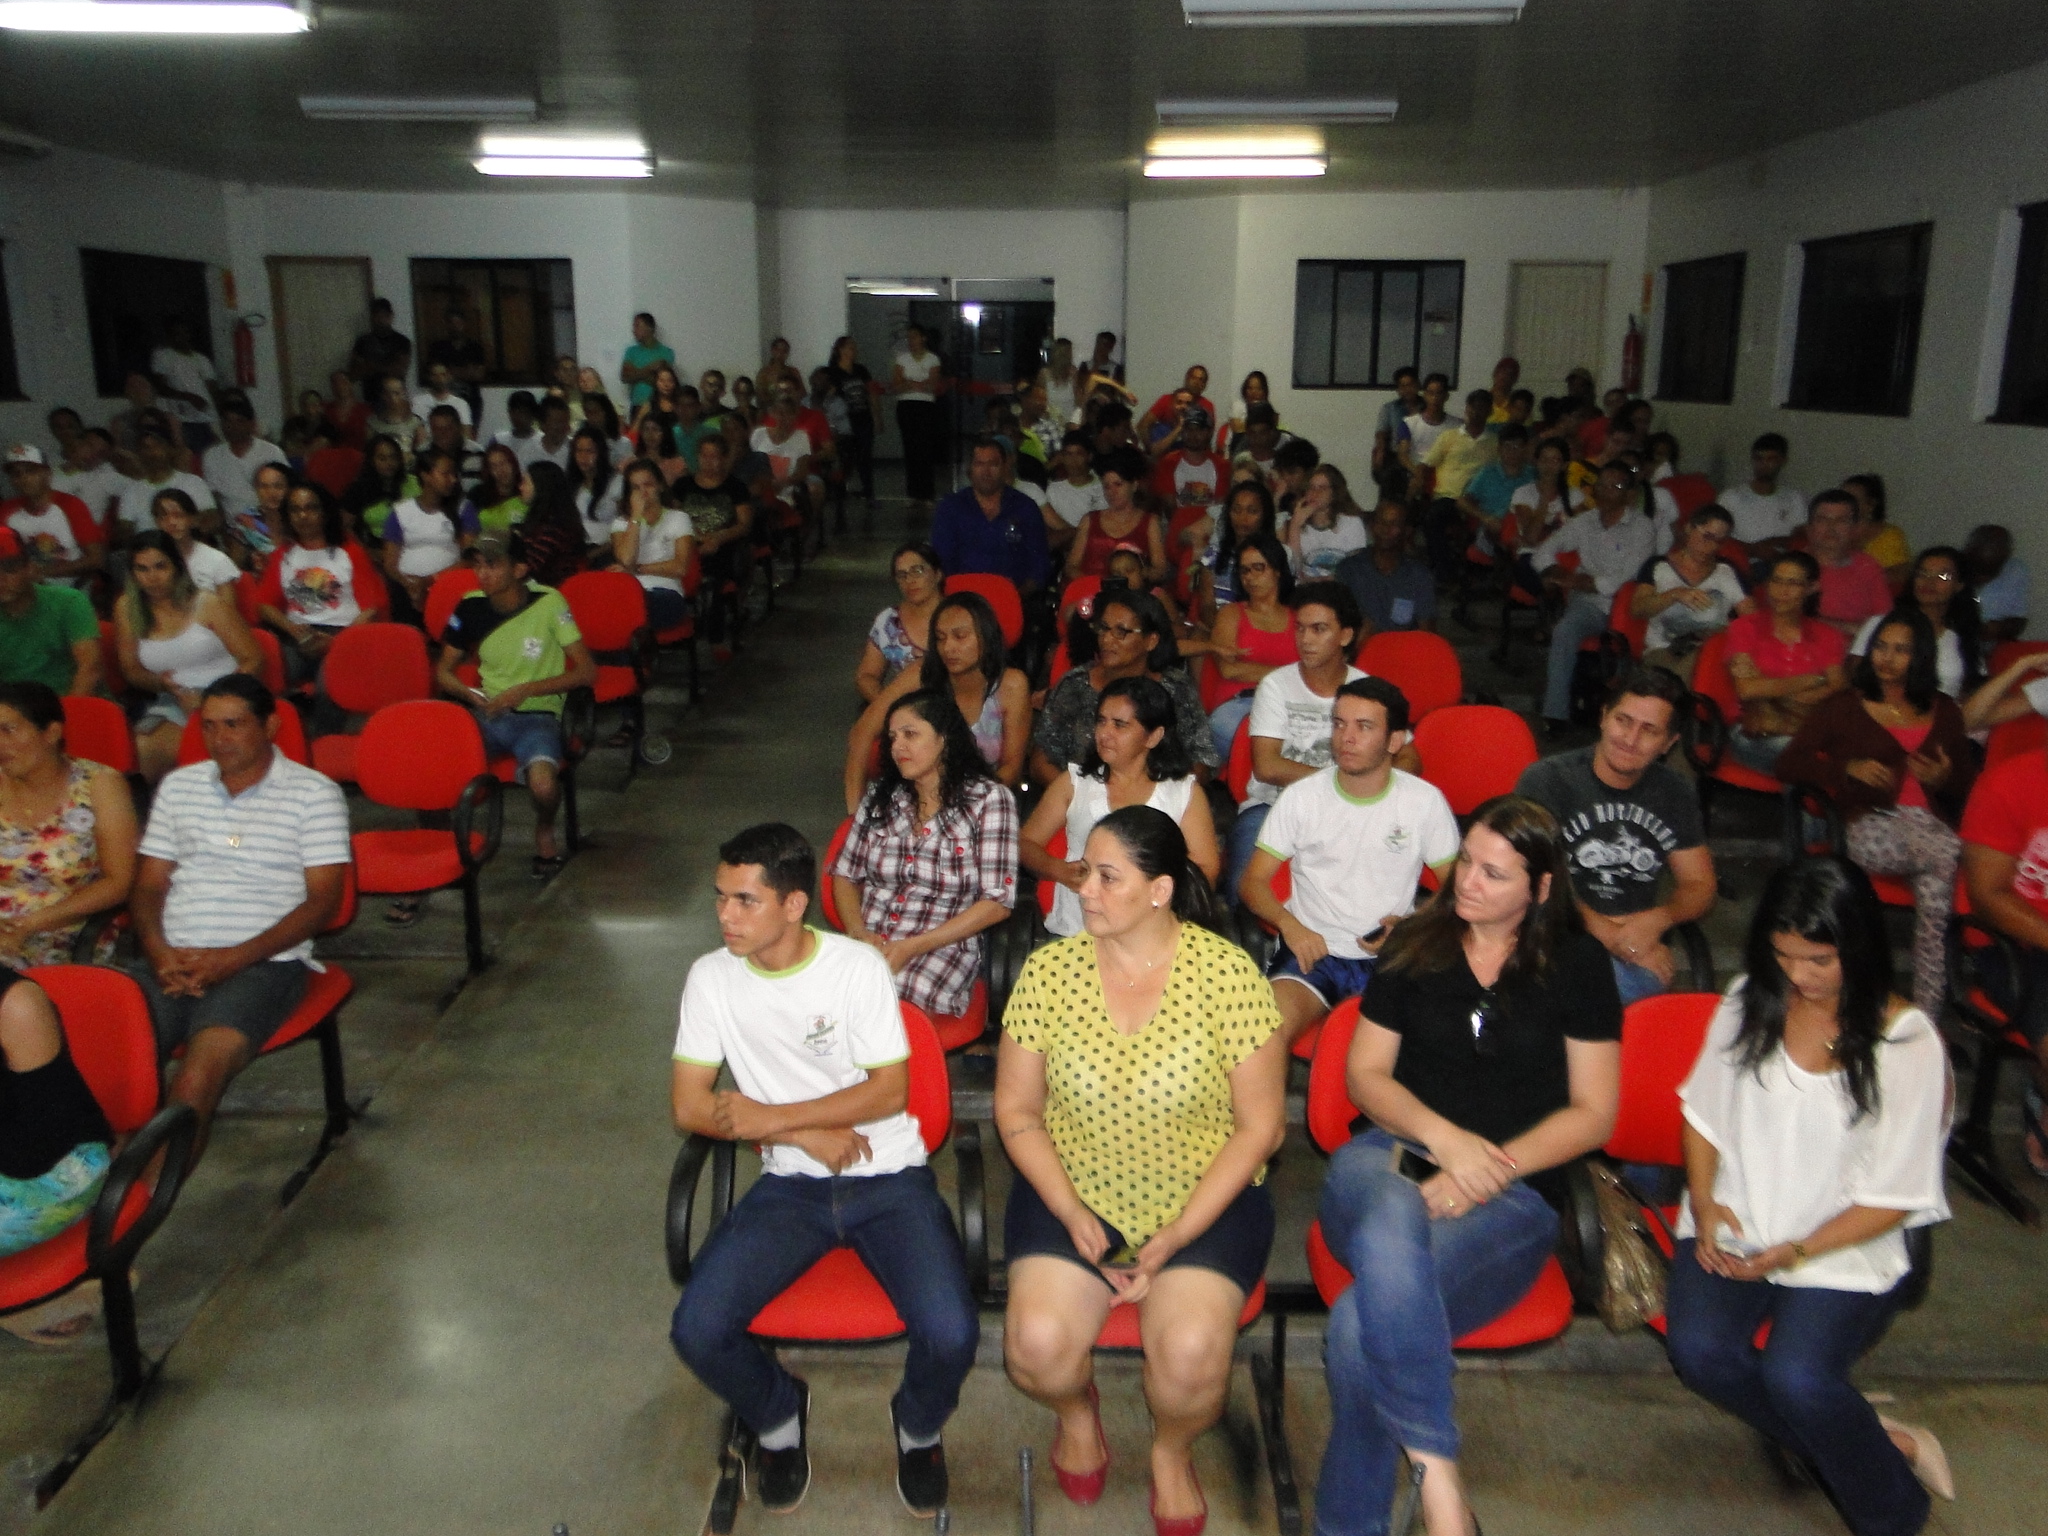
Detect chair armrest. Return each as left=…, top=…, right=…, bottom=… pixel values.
left=1680, top=692, right=1727, bottom=775
left=1669, top=921, right=1715, bottom=994
left=69, top=910, right=123, bottom=965
left=953, top=1121, right=989, bottom=1301
left=1555, top=1157, right=1607, bottom=1312
left=666, top=1135, right=738, bottom=1287
left=1946, top=912, right=2032, bottom=1038
left=85, top=1103, right=197, bottom=1280
left=453, top=773, right=504, bottom=874
left=562, top=687, right=596, bottom=768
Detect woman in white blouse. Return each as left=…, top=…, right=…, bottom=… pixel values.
left=1668, top=856, right=1953, bottom=1534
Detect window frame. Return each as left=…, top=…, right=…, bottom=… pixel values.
left=1785, top=221, right=1932, bottom=418
left=78, top=247, right=214, bottom=401
left=1990, top=199, right=2048, bottom=427
left=408, top=257, right=577, bottom=389
left=0, top=241, right=21, bottom=402
left=1654, top=251, right=1746, bottom=405
left=1291, top=258, right=1465, bottom=391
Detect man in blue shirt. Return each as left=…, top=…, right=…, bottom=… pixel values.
left=930, top=436, right=1051, bottom=595
left=1459, top=423, right=1536, bottom=553
left=1335, top=501, right=1438, bottom=636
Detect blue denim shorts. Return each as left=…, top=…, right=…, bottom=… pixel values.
left=1267, top=946, right=1376, bottom=1009
left=477, top=708, right=563, bottom=781
left=1004, top=1171, right=1274, bottom=1298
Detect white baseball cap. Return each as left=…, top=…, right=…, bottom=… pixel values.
left=4, top=443, right=46, bottom=468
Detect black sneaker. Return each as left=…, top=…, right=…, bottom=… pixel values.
left=755, top=1380, right=811, bottom=1514
left=892, top=1403, right=949, bottom=1518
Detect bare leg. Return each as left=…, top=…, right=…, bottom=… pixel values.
left=135, top=721, right=181, bottom=784
left=1138, top=1268, right=1243, bottom=1520
left=527, top=762, right=561, bottom=861
left=1410, top=1450, right=1477, bottom=1536
left=165, top=1025, right=252, bottom=1170
left=1004, top=1256, right=1115, bottom=1474
left=1273, top=978, right=1326, bottom=1048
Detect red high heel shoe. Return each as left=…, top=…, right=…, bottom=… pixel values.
left=1049, top=1383, right=1109, bottom=1505
left=1148, top=1463, right=1207, bottom=1536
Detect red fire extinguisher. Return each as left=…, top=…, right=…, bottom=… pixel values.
left=233, top=318, right=258, bottom=389
left=1621, top=315, right=1644, bottom=395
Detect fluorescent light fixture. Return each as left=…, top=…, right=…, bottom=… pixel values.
left=302, top=94, right=537, bottom=123
left=478, top=133, right=645, bottom=159
left=1143, top=157, right=1327, bottom=178
left=474, top=157, right=651, bottom=178
left=0, top=1, right=311, bottom=32
left=1183, top=0, right=1522, bottom=25
left=1149, top=129, right=1325, bottom=158
left=1157, top=96, right=1397, bottom=125
left=848, top=279, right=942, bottom=297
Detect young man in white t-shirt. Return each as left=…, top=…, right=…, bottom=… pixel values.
left=200, top=394, right=289, bottom=519
left=1716, top=432, right=1804, bottom=554
left=1240, top=678, right=1460, bottom=1042
left=1044, top=431, right=1106, bottom=558
left=149, top=316, right=220, bottom=452
left=668, top=824, right=975, bottom=1520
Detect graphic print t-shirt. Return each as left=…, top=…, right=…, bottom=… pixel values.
left=278, top=545, right=360, bottom=628
left=1515, top=746, right=1705, bottom=916
left=1244, top=664, right=1368, bottom=807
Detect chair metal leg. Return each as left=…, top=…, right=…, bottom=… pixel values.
left=706, top=1408, right=752, bottom=1535
left=562, top=764, right=580, bottom=856
left=1250, top=1310, right=1304, bottom=1536
left=461, top=876, right=486, bottom=976
left=282, top=1013, right=359, bottom=1206
left=1946, top=1033, right=2041, bottom=1225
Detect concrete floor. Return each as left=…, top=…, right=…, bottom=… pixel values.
left=5, top=491, right=2045, bottom=1535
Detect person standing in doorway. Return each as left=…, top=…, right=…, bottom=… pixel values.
left=891, top=325, right=947, bottom=510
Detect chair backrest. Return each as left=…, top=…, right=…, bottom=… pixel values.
left=319, top=623, right=432, bottom=715
left=25, top=965, right=161, bottom=1135
left=354, top=699, right=487, bottom=810
left=1988, top=639, right=2048, bottom=678
left=1985, top=711, right=2047, bottom=771
left=1049, top=639, right=1073, bottom=685
left=1358, top=630, right=1462, bottom=721
left=61, top=695, right=137, bottom=774
left=945, top=573, right=1024, bottom=649
left=1225, top=713, right=1254, bottom=802
left=175, top=696, right=309, bottom=767
left=1607, top=582, right=1648, bottom=660
left=1305, top=996, right=1365, bottom=1154
left=423, top=565, right=483, bottom=642
left=305, top=446, right=363, bottom=500
left=249, top=627, right=288, bottom=695
left=232, top=573, right=265, bottom=628
left=1058, top=575, right=1103, bottom=622
left=1663, top=473, right=1716, bottom=517
left=560, top=570, right=649, bottom=654
left=1036, top=827, right=1067, bottom=918
left=818, top=818, right=854, bottom=931
left=1605, top=993, right=1719, bottom=1166
left=894, top=1001, right=954, bottom=1152
left=97, top=621, right=122, bottom=696
left=1716, top=540, right=1751, bottom=582
left=1412, top=704, right=1538, bottom=817
left=1689, top=629, right=1741, bottom=722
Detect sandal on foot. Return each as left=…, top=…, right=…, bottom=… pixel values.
left=1879, top=1416, right=1955, bottom=1500
left=531, top=854, right=565, bottom=883
left=383, top=898, right=423, bottom=927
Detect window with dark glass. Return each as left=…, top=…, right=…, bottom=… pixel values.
left=79, top=248, right=212, bottom=398
left=409, top=258, right=576, bottom=387
left=1655, top=252, right=1745, bottom=404
left=1992, top=201, right=2048, bottom=427
left=1787, top=223, right=1931, bottom=417
left=0, top=244, right=21, bottom=402
left=1293, top=260, right=1464, bottom=389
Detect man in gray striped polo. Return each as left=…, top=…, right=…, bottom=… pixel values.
left=131, top=674, right=350, bottom=1168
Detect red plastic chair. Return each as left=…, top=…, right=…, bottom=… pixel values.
left=945, top=572, right=1024, bottom=650
left=174, top=696, right=310, bottom=767
left=1681, top=629, right=1788, bottom=835
left=423, top=565, right=481, bottom=643
left=96, top=620, right=122, bottom=699
left=232, top=573, right=265, bottom=629
left=1662, top=473, right=1716, bottom=518
left=0, top=967, right=196, bottom=1411
left=305, top=445, right=363, bottom=501
left=1988, top=639, right=2048, bottom=678
left=1412, top=705, right=1538, bottom=818
left=1359, top=630, right=1462, bottom=721
left=1226, top=713, right=1256, bottom=802
left=1946, top=879, right=2041, bottom=1225
left=819, top=818, right=855, bottom=931
left=1059, top=575, right=1104, bottom=623
left=561, top=570, right=657, bottom=776
left=349, top=700, right=502, bottom=979
left=1606, top=581, right=1648, bottom=662
left=247, top=628, right=289, bottom=697
left=1299, top=999, right=1577, bottom=1350
left=1035, top=827, right=1067, bottom=920
left=60, top=695, right=137, bottom=775
left=310, top=623, right=433, bottom=784
left=1716, top=540, right=1752, bottom=583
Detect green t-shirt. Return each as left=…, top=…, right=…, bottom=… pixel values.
left=359, top=475, right=422, bottom=541
left=0, top=582, right=99, bottom=692
left=441, top=582, right=582, bottom=717
left=624, top=341, right=675, bottom=408
left=676, top=420, right=721, bottom=473
left=475, top=496, right=528, bottom=535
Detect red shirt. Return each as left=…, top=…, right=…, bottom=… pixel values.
left=794, top=408, right=832, bottom=454
left=1960, top=752, right=2048, bottom=925
left=1816, top=551, right=1892, bottom=628
left=323, top=401, right=371, bottom=450
left=1145, top=393, right=1217, bottom=426
left=1724, top=608, right=1847, bottom=679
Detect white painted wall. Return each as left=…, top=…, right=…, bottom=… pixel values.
left=769, top=207, right=1128, bottom=371
left=1646, top=57, right=2048, bottom=622
left=1126, top=187, right=1649, bottom=475
left=0, top=146, right=231, bottom=448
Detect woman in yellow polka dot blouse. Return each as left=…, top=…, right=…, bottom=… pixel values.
left=996, top=805, right=1287, bottom=1536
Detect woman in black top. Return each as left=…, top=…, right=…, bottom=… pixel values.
left=824, top=336, right=876, bottom=508
left=0, top=967, right=113, bottom=1261
left=1315, top=795, right=1621, bottom=1536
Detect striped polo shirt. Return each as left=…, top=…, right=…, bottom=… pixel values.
left=138, top=752, right=351, bottom=963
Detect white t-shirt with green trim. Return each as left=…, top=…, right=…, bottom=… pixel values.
left=672, top=927, right=924, bottom=1178
left=1256, top=766, right=1460, bottom=958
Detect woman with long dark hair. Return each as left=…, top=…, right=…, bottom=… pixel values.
left=473, top=443, right=527, bottom=536
left=255, top=479, right=385, bottom=683
left=1848, top=546, right=1983, bottom=700
left=998, top=805, right=1284, bottom=1531
left=1199, top=530, right=1297, bottom=762
left=1064, top=446, right=1168, bottom=585
left=343, top=432, right=415, bottom=545
left=1032, top=587, right=1217, bottom=785
left=829, top=688, right=1018, bottom=1023
left=515, top=461, right=588, bottom=590
left=568, top=424, right=621, bottom=547
left=1192, top=479, right=1279, bottom=627
left=1669, top=857, right=1953, bottom=1531
left=610, top=457, right=696, bottom=631
left=1316, top=795, right=1622, bottom=1536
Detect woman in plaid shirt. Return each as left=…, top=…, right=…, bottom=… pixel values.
left=831, top=689, right=1019, bottom=1020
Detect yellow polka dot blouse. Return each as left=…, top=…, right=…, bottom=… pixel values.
left=1003, top=923, right=1282, bottom=1244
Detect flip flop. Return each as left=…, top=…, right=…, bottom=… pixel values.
left=383, top=898, right=423, bottom=927
left=531, top=854, right=565, bottom=883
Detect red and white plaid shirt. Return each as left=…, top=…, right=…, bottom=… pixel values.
left=831, top=778, right=1018, bottom=1017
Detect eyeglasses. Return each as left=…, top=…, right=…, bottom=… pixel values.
left=1095, top=622, right=1145, bottom=641
left=1469, top=989, right=1500, bottom=1057
left=895, top=563, right=935, bottom=580
left=1917, top=569, right=1959, bottom=584
left=1238, top=560, right=1272, bottom=576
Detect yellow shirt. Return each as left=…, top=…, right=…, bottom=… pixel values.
left=1423, top=425, right=1498, bottom=500
left=1003, top=923, right=1281, bottom=1243
left=1864, top=523, right=1911, bottom=571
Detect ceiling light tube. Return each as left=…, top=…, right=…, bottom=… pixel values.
left=302, top=95, right=537, bottom=122
left=1143, top=157, right=1327, bottom=178
left=1149, top=129, right=1325, bottom=158
left=1183, top=0, right=1522, bottom=25
left=478, top=134, right=645, bottom=160
left=0, top=1, right=311, bottom=32
left=1157, top=97, right=1397, bottom=125
left=474, top=157, right=652, bottom=179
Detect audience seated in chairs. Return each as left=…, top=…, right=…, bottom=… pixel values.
left=1456, top=423, right=1536, bottom=561
left=1315, top=795, right=1620, bottom=1536
left=1032, top=588, right=1215, bottom=790
left=1634, top=504, right=1748, bottom=684
left=1022, top=676, right=1219, bottom=939
left=130, top=674, right=349, bottom=1169
left=1720, top=551, right=1847, bottom=776
left=434, top=533, right=596, bottom=886
left=255, top=480, right=386, bottom=688
left=1187, top=480, right=1277, bottom=629
left=856, top=542, right=943, bottom=704
left=472, top=443, right=527, bottom=536
left=846, top=591, right=1030, bottom=808
left=115, top=532, right=265, bottom=782
left=150, top=486, right=244, bottom=593
left=668, top=822, right=976, bottom=1518
left=1200, top=530, right=1297, bottom=764
left=0, top=527, right=100, bottom=697
left=1668, top=858, right=1954, bottom=1529
left=343, top=433, right=416, bottom=546
left=1533, top=461, right=1659, bottom=733
left=569, top=425, right=622, bottom=550
left=610, top=457, right=697, bottom=633
left=997, top=806, right=1286, bottom=1533
left=379, top=448, right=479, bottom=627
left=1241, top=677, right=1460, bottom=1045
left=1516, top=666, right=1718, bottom=1005
left=0, top=682, right=137, bottom=967
left=831, top=689, right=1018, bottom=1025
left=1287, top=463, right=1370, bottom=584
left=1780, top=611, right=1974, bottom=1021
left=1848, top=547, right=1984, bottom=702
left=1334, top=500, right=1437, bottom=641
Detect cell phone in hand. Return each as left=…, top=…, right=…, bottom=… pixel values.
left=467, top=687, right=489, bottom=704
left=1100, top=1243, right=1142, bottom=1271
left=1390, top=1145, right=1440, bottom=1184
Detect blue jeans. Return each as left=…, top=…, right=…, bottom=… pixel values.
left=1612, top=954, right=1666, bottom=1006
left=1314, top=1129, right=1559, bottom=1536
left=475, top=708, right=564, bottom=782
left=1667, top=1241, right=1927, bottom=1536
left=1209, top=693, right=1255, bottom=767
left=1222, top=800, right=1271, bottom=910
left=1725, top=727, right=1791, bottom=777
left=644, top=585, right=691, bottom=632
left=1542, top=590, right=1612, bottom=721
left=670, top=1165, right=978, bottom=1442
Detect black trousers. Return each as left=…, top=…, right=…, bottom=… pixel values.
left=896, top=400, right=943, bottom=501
left=840, top=416, right=876, bottom=501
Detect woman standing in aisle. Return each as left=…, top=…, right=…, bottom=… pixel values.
left=891, top=323, right=948, bottom=510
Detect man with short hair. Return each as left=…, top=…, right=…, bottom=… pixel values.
left=1487, top=356, right=1522, bottom=420
left=200, top=394, right=289, bottom=523
left=673, top=434, right=756, bottom=648
left=533, top=395, right=574, bottom=469
left=52, top=424, right=127, bottom=536
left=670, top=822, right=977, bottom=1518
left=1241, top=677, right=1459, bottom=1041
left=1270, top=436, right=1320, bottom=520
left=699, top=370, right=731, bottom=415
left=1044, top=431, right=1106, bottom=554
left=150, top=316, right=221, bottom=455
left=1534, top=461, right=1660, bottom=732
left=3, top=444, right=103, bottom=588
left=114, top=425, right=218, bottom=538
left=425, top=404, right=485, bottom=493
left=1806, top=488, right=1892, bottom=636
left=1372, top=366, right=1421, bottom=483
left=132, top=674, right=350, bottom=1166
left=1718, top=433, right=1804, bottom=553
left=930, top=436, right=1051, bottom=595
left=425, top=307, right=487, bottom=422
left=435, top=534, right=596, bottom=881
left=1016, top=381, right=1060, bottom=464
left=620, top=312, right=675, bottom=412
left=1232, top=402, right=1287, bottom=483
left=1965, top=523, right=2029, bottom=645
left=1401, top=373, right=1453, bottom=472
left=1459, top=422, right=1535, bottom=549
left=348, top=297, right=412, bottom=385
left=1421, top=388, right=1500, bottom=578
left=1517, top=667, right=1717, bottom=1002
left=1137, top=365, right=1215, bottom=447
left=1335, top=500, right=1437, bottom=636
left=491, top=391, right=546, bottom=470
left=757, top=337, right=801, bottom=401
left=1150, top=408, right=1227, bottom=529
left=0, top=527, right=100, bottom=694
left=670, top=386, right=718, bottom=472
left=410, top=362, right=475, bottom=438
left=1088, top=330, right=1123, bottom=385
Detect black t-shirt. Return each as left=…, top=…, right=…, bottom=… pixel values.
left=0, top=969, right=114, bottom=1181
left=427, top=337, right=485, bottom=373
left=1365, top=928, right=1620, bottom=1146
left=1515, top=747, right=1705, bottom=917
left=824, top=363, right=873, bottom=419
left=673, top=475, right=752, bottom=539
left=350, top=327, right=412, bottom=380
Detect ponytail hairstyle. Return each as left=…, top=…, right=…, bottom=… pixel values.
left=1088, top=804, right=1228, bottom=937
